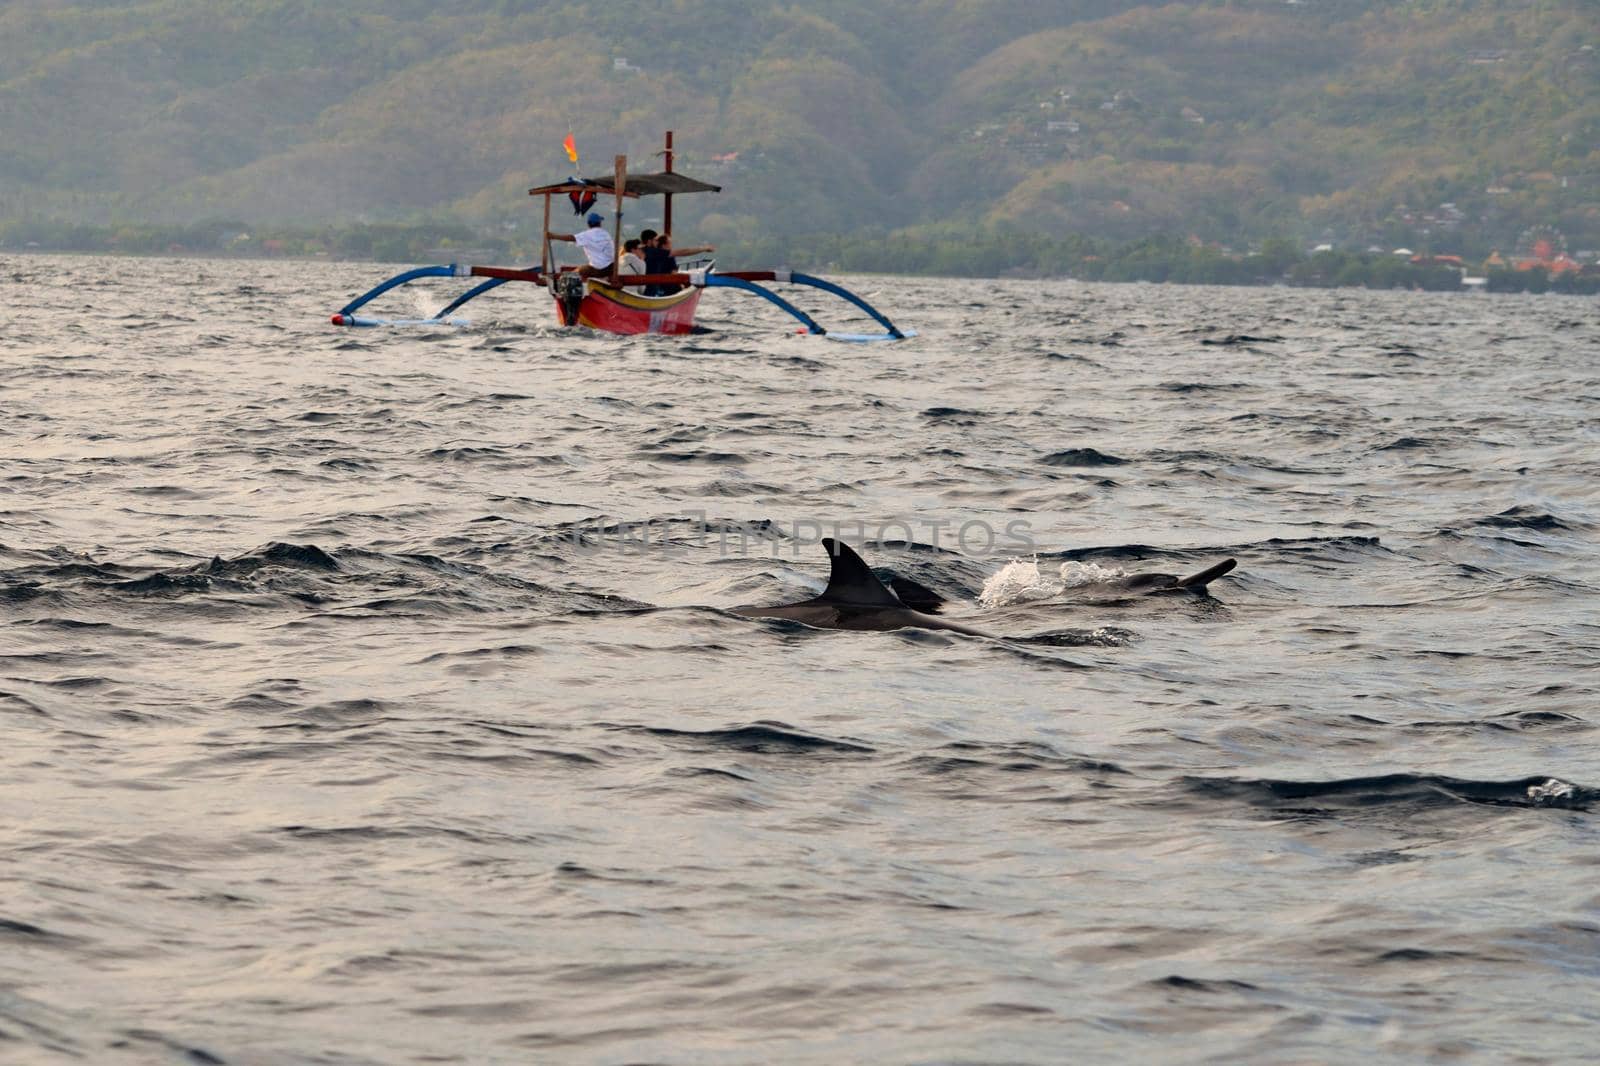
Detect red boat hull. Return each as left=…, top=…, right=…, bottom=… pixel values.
left=554, top=279, right=703, bottom=334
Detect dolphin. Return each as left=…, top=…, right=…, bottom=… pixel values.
left=732, top=538, right=994, bottom=636
left=1061, top=557, right=1237, bottom=599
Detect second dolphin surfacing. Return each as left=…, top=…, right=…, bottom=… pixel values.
left=732, top=538, right=1239, bottom=636
left=731, top=538, right=994, bottom=636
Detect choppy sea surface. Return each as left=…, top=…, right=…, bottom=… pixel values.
left=3, top=253, right=1598, bottom=1064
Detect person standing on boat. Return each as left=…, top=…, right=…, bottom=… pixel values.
left=641, top=231, right=714, bottom=295
left=552, top=212, right=614, bottom=279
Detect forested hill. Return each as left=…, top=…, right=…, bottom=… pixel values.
left=1, top=0, right=1595, bottom=255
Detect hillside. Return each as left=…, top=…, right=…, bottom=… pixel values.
left=1, top=0, right=1595, bottom=256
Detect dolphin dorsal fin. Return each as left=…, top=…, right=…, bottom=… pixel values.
left=820, top=538, right=903, bottom=607
left=1175, top=558, right=1237, bottom=589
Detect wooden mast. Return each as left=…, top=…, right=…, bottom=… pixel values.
left=663, top=130, right=674, bottom=238
left=611, top=154, right=626, bottom=285
left=540, top=191, right=551, bottom=275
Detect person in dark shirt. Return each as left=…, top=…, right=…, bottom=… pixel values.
left=640, top=231, right=714, bottom=295
left=639, top=230, right=670, bottom=293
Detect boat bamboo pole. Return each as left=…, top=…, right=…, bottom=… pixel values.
left=611, top=154, right=626, bottom=285
left=541, top=192, right=551, bottom=274
left=663, top=130, right=674, bottom=238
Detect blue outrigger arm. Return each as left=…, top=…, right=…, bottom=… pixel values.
left=701, top=274, right=826, bottom=334
left=786, top=271, right=911, bottom=340
left=697, top=269, right=914, bottom=342
left=330, top=264, right=534, bottom=327
left=433, top=276, right=511, bottom=319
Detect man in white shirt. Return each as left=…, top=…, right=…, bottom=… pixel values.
left=553, top=212, right=614, bottom=278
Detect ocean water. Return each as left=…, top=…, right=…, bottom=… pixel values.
left=2, top=253, right=1598, bottom=1064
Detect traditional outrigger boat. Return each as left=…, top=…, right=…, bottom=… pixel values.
left=331, top=132, right=912, bottom=342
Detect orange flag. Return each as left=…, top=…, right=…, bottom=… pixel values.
left=562, top=133, right=578, bottom=164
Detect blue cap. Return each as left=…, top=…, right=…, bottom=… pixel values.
left=586, top=212, right=604, bottom=225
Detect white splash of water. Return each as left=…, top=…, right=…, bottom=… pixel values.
left=1526, top=778, right=1575, bottom=805
left=410, top=289, right=443, bottom=320
left=1057, top=560, right=1127, bottom=588
left=979, top=558, right=1061, bottom=609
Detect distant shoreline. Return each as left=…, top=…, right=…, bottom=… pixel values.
left=4, top=241, right=1595, bottom=296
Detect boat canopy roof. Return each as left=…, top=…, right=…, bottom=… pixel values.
left=528, top=171, right=722, bottom=198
